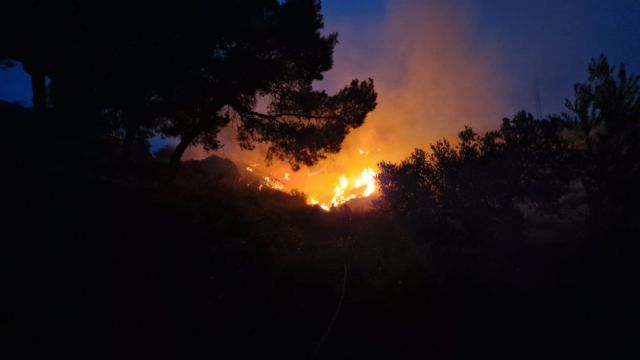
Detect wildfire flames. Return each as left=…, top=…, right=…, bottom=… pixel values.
left=307, top=166, right=377, bottom=211
left=242, top=149, right=379, bottom=211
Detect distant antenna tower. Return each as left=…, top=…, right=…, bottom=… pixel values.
left=533, top=72, right=543, bottom=119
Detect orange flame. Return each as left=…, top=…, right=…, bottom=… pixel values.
left=305, top=166, right=377, bottom=211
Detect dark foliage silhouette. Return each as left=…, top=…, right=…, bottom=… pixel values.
left=566, top=55, right=640, bottom=223
left=366, top=56, right=640, bottom=358
left=376, top=112, right=573, bottom=241
left=377, top=56, right=639, bottom=241
left=0, top=1, right=377, bottom=177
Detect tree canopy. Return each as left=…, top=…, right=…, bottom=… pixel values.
left=376, top=56, right=639, bottom=241
left=0, top=0, right=377, bottom=175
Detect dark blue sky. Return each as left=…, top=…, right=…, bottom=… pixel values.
left=323, top=0, right=640, bottom=115
left=2, top=0, right=639, bottom=116
left=321, top=0, right=640, bottom=115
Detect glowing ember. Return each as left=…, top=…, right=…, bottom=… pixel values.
left=263, top=176, right=285, bottom=191
left=246, top=167, right=254, bottom=172
left=307, top=168, right=325, bottom=177
left=283, top=172, right=291, bottom=181
left=358, top=149, right=370, bottom=155
left=308, top=197, right=331, bottom=211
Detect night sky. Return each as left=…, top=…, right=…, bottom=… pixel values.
left=2, top=0, right=639, bottom=117
left=321, top=0, right=640, bottom=116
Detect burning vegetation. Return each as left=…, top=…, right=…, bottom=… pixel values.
left=307, top=166, right=377, bottom=211
left=240, top=159, right=379, bottom=211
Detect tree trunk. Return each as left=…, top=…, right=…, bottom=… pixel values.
left=31, top=68, right=46, bottom=112
left=168, top=122, right=206, bottom=182
left=123, top=121, right=139, bottom=158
